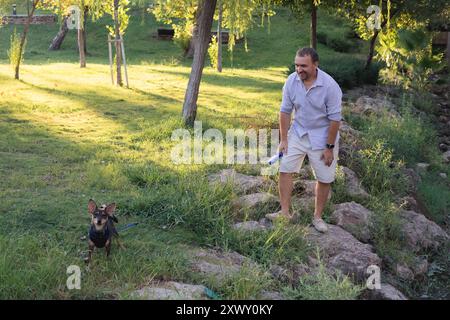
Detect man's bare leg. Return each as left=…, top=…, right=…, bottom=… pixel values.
left=279, top=172, right=293, bottom=216
left=314, top=181, right=331, bottom=219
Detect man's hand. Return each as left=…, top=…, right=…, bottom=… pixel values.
left=278, top=140, right=288, bottom=155
left=321, top=149, right=334, bottom=166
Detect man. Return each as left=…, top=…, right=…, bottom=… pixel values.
left=266, top=47, right=342, bottom=233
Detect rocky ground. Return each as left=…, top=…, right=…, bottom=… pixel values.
left=132, top=84, right=449, bottom=300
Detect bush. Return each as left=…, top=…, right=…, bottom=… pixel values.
left=286, top=58, right=381, bottom=89
left=7, top=28, right=24, bottom=70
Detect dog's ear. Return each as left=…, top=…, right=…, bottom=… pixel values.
left=88, top=199, right=97, bottom=215
left=105, top=203, right=116, bottom=216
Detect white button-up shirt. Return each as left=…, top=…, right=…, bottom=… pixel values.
left=280, top=68, right=342, bottom=150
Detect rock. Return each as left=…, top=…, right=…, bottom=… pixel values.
left=443, top=151, right=450, bottom=163
left=353, top=96, right=399, bottom=117
left=189, top=248, right=259, bottom=282
left=439, top=172, right=447, bottom=179
left=258, top=291, right=285, bottom=300
left=402, top=168, right=421, bottom=193
left=330, top=202, right=373, bottom=243
left=306, top=225, right=381, bottom=282
left=232, top=192, right=279, bottom=220
left=365, top=283, right=408, bottom=300
left=399, top=210, right=449, bottom=252
left=337, top=122, right=363, bottom=168
left=132, top=281, right=209, bottom=300
left=397, top=196, right=420, bottom=212
left=208, top=169, right=266, bottom=194
left=298, top=165, right=314, bottom=180
left=411, top=257, right=428, bottom=277
left=439, top=143, right=448, bottom=152
left=269, top=265, right=290, bottom=283
left=232, top=220, right=272, bottom=232
left=341, top=167, right=369, bottom=198
left=415, top=163, right=430, bottom=173
left=395, top=264, right=415, bottom=280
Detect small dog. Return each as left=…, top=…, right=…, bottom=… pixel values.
left=86, top=199, right=123, bottom=263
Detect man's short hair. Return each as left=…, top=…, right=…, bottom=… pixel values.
left=296, top=47, right=319, bottom=63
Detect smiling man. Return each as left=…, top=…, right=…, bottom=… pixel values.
left=266, top=47, right=342, bottom=233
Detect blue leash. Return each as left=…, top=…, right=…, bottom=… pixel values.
left=116, top=222, right=139, bottom=232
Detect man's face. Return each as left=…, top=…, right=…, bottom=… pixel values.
left=295, top=55, right=318, bottom=81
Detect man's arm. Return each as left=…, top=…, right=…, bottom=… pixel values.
left=278, top=112, right=291, bottom=154
left=327, top=120, right=340, bottom=146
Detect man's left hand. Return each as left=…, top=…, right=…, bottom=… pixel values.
left=321, top=149, right=334, bottom=167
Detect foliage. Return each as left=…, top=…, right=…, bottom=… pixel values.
left=208, top=34, right=219, bottom=69
left=7, top=28, right=23, bottom=70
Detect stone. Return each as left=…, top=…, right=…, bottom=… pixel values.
left=416, top=163, right=430, bottom=173
left=132, top=281, right=209, bottom=300
left=232, top=220, right=272, bottom=232
left=330, top=202, right=373, bottom=243
left=208, top=169, right=266, bottom=194
left=353, top=96, right=399, bottom=117
left=258, top=291, right=285, bottom=300
left=232, top=192, right=279, bottom=220
left=341, top=167, right=369, bottom=198
left=395, top=264, right=415, bottom=280
left=396, top=196, right=420, bottom=212
left=439, top=173, right=447, bottom=179
left=189, top=248, right=259, bottom=282
left=306, top=225, right=381, bottom=282
left=443, top=151, right=450, bottom=163
left=399, top=210, right=449, bottom=252
left=402, top=168, right=422, bottom=193
left=365, top=283, right=408, bottom=300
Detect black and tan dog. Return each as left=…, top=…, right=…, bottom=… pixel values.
left=86, top=199, right=123, bottom=263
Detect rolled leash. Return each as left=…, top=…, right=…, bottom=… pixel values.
left=116, top=222, right=139, bottom=232
left=268, top=152, right=283, bottom=165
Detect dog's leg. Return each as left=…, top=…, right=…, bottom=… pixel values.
left=105, top=239, right=111, bottom=257
left=86, top=240, right=95, bottom=264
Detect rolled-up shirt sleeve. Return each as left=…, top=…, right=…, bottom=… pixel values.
left=325, top=83, right=342, bottom=121
left=280, top=82, right=293, bottom=114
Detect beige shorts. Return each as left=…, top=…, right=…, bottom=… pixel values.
left=279, top=131, right=339, bottom=183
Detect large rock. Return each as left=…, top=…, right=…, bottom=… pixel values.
left=208, top=169, right=267, bottom=194
left=402, top=168, right=422, bottom=193
left=364, top=283, right=408, bottom=300
left=352, top=96, right=399, bottom=117
left=188, top=248, right=259, bottom=282
left=399, top=210, right=449, bottom=252
left=132, top=281, right=209, bottom=300
left=232, top=219, right=273, bottom=232
left=232, top=192, right=279, bottom=220
left=306, top=225, right=381, bottom=282
left=330, top=202, right=373, bottom=243
left=341, top=167, right=369, bottom=199
left=443, top=150, right=450, bottom=163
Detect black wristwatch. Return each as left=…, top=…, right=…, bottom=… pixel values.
left=326, top=143, right=335, bottom=149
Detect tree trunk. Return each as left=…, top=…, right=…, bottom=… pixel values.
left=49, top=16, right=69, bottom=50
left=217, top=0, right=223, bottom=72
left=186, top=7, right=201, bottom=58
left=310, top=1, right=317, bottom=50
left=15, top=0, right=39, bottom=80
left=182, top=0, right=217, bottom=126
left=78, top=28, right=86, bottom=67
left=365, top=29, right=380, bottom=70
left=114, top=0, right=123, bottom=86
left=83, top=6, right=88, bottom=54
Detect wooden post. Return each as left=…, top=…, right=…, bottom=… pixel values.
left=120, top=34, right=129, bottom=88
left=108, top=34, right=114, bottom=85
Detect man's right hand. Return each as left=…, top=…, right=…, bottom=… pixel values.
left=278, top=140, right=288, bottom=155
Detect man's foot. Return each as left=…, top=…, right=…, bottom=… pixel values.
left=266, top=211, right=293, bottom=222
left=312, top=218, right=328, bottom=233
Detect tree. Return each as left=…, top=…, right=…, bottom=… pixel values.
left=48, top=15, right=69, bottom=50
left=279, top=0, right=322, bottom=50
left=182, top=0, right=217, bottom=126
left=0, top=0, right=41, bottom=79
